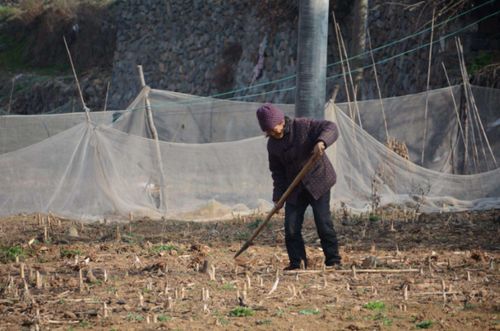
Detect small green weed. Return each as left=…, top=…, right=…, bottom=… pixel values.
left=157, top=315, right=171, bottom=322
left=369, top=214, right=381, bottom=222
left=229, top=307, right=255, bottom=317
left=416, top=320, right=433, bottom=329
left=363, top=300, right=385, bottom=310
left=235, top=231, right=250, bottom=241
left=78, top=320, right=91, bottom=328
left=373, top=312, right=392, bottom=326
left=299, top=308, right=320, bottom=315
left=275, top=308, right=285, bottom=317
left=221, top=283, right=236, bottom=290
left=60, top=249, right=82, bottom=258
left=0, top=245, right=25, bottom=262
left=126, top=313, right=144, bottom=322
left=247, top=219, right=262, bottom=230
left=151, top=244, right=179, bottom=253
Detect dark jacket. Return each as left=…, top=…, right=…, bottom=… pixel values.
left=267, top=117, right=339, bottom=204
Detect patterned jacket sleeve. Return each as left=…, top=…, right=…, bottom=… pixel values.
left=310, top=119, right=339, bottom=147
left=269, top=152, right=287, bottom=202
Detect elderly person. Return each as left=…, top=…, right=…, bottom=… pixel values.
left=256, top=103, right=341, bottom=270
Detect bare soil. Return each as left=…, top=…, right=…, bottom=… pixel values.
left=0, top=210, right=499, bottom=330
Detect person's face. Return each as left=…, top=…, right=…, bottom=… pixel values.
left=266, top=121, right=285, bottom=139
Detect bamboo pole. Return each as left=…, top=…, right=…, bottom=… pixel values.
left=63, top=36, right=90, bottom=122
left=337, top=23, right=363, bottom=129
left=331, top=12, right=353, bottom=119
left=456, top=38, right=480, bottom=173
left=367, top=29, right=389, bottom=141
left=137, top=65, right=168, bottom=214
left=421, top=8, right=436, bottom=165
left=103, top=81, right=110, bottom=112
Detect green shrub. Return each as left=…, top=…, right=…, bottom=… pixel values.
left=229, top=307, right=255, bottom=317
left=0, top=245, right=25, bottom=262
left=363, top=300, right=385, bottom=310
left=416, top=320, right=433, bottom=329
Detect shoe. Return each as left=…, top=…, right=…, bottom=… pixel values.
left=325, top=263, right=342, bottom=270
left=325, top=260, right=342, bottom=269
left=283, top=264, right=301, bottom=271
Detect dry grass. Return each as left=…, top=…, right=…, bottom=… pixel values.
left=0, top=210, right=498, bottom=330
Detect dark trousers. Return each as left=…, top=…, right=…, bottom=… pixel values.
left=284, top=189, right=341, bottom=267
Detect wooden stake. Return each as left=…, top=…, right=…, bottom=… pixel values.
left=79, top=269, right=84, bottom=293
left=20, top=263, right=25, bottom=279
left=441, top=279, right=447, bottom=303
left=103, top=302, right=108, bottom=318
left=210, top=265, right=216, bottom=281
left=166, top=297, right=173, bottom=310
left=139, top=292, right=144, bottom=307
left=36, top=271, right=42, bottom=289
left=403, top=284, right=408, bottom=301
left=268, top=269, right=280, bottom=295
left=467, top=271, right=471, bottom=281
left=103, top=269, right=108, bottom=283
left=44, top=225, right=48, bottom=243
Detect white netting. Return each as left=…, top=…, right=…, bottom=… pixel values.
left=0, top=85, right=498, bottom=221
left=0, top=111, right=123, bottom=154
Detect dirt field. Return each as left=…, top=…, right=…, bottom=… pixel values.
left=0, top=210, right=499, bottom=330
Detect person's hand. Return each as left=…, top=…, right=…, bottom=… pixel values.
left=313, top=141, right=326, bottom=156
left=274, top=200, right=284, bottom=211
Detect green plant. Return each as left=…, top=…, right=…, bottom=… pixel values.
left=229, top=307, right=255, bottom=317
left=213, top=310, right=230, bottom=325
left=416, top=320, right=433, bottom=329
left=373, top=312, right=392, bottom=326
left=60, top=249, right=82, bottom=258
left=157, top=315, right=171, bottom=322
left=78, top=320, right=91, bottom=328
left=369, top=214, right=381, bottom=222
left=275, top=308, right=285, bottom=317
left=469, top=52, right=493, bottom=75
left=363, top=301, right=385, bottom=310
left=235, top=231, right=250, bottom=241
left=0, top=245, right=25, bottom=262
left=0, top=5, right=20, bottom=20
left=151, top=244, right=178, bottom=253
left=298, top=308, right=320, bottom=315
left=126, top=313, right=144, bottom=322
left=221, top=283, right=236, bottom=290
left=247, top=219, right=262, bottom=230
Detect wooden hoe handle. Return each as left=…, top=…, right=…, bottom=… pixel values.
left=234, top=152, right=321, bottom=258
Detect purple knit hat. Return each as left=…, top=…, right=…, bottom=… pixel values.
left=256, top=103, right=285, bottom=131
